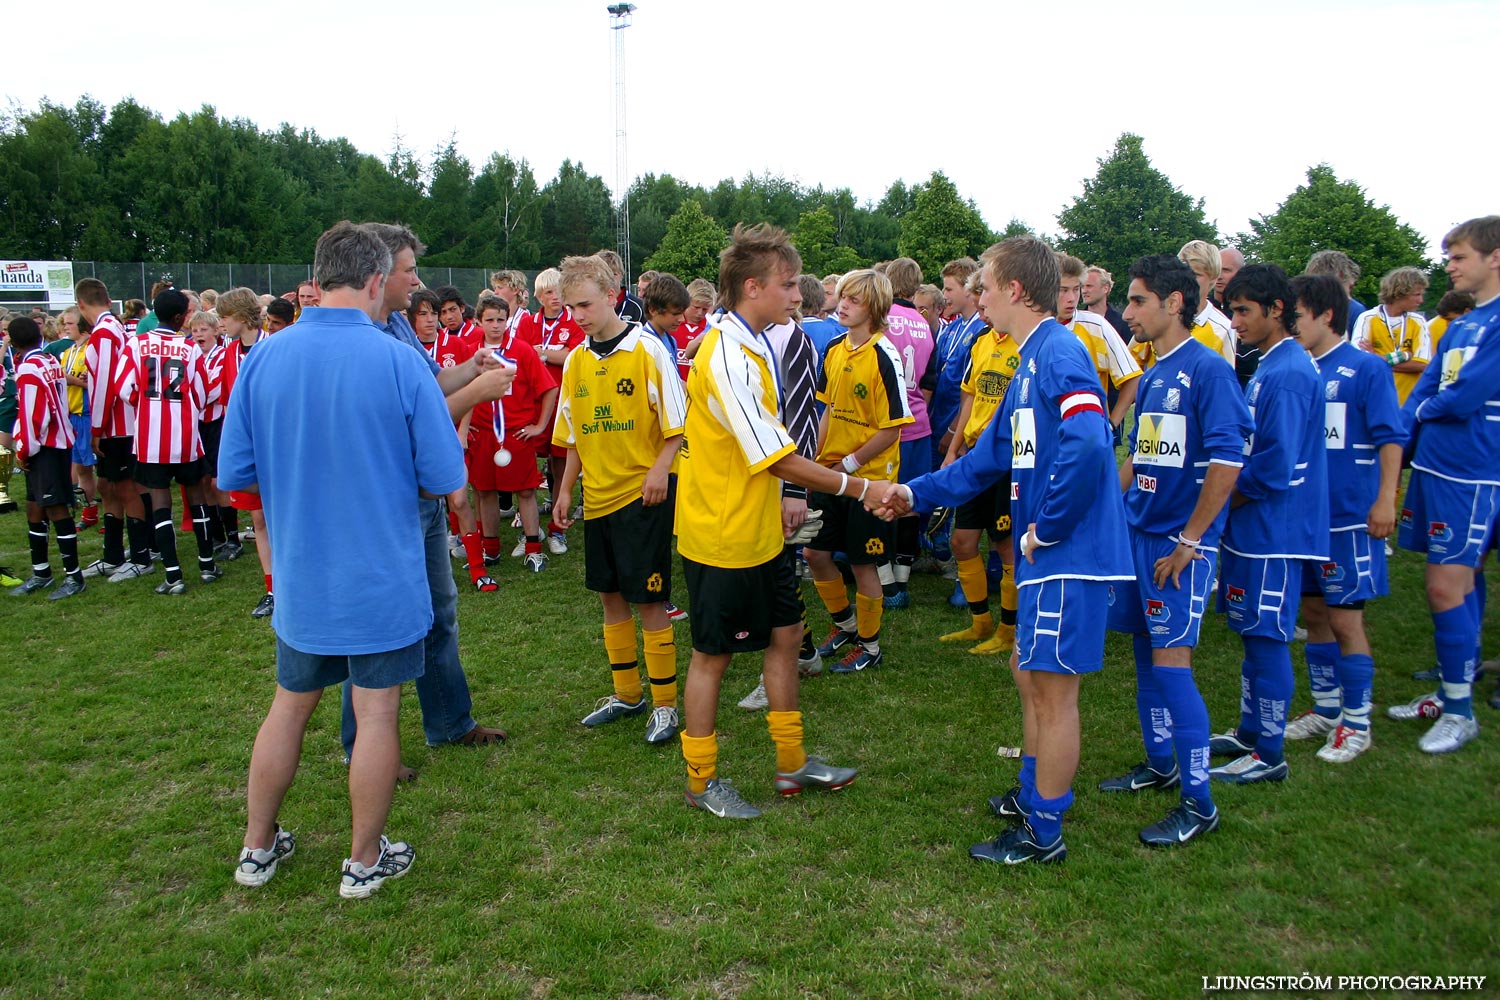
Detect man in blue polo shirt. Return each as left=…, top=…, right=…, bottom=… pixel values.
left=222, top=222, right=467, bottom=898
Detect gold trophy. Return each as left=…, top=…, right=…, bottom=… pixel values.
left=0, top=446, right=16, bottom=513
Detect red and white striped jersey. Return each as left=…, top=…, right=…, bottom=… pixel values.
left=12, top=349, right=74, bottom=457
left=218, top=336, right=257, bottom=407
left=122, top=329, right=208, bottom=463
left=85, top=312, right=136, bottom=439
left=202, top=343, right=228, bottom=422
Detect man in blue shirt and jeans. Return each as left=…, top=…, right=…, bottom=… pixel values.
left=222, top=222, right=468, bottom=898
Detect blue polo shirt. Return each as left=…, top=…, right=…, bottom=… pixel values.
left=219, top=307, right=467, bottom=655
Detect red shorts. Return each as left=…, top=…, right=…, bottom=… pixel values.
left=229, top=490, right=263, bottom=511
left=467, top=430, right=542, bottom=492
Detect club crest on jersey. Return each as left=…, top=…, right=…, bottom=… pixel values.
left=1325, top=380, right=1339, bottom=400
left=865, top=537, right=885, bottom=556
left=1163, top=388, right=1181, bottom=413
left=615, top=378, right=635, bottom=396
left=646, top=572, right=663, bottom=593
left=1226, top=585, right=1245, bottom=605
left=1428, top=521, right=1452, bottom=542
left=853, top=382, right=869, bottom=400
left=1176, top=371, right=1192, bottom=389
left=1146, top=599, right=1169, bottom=621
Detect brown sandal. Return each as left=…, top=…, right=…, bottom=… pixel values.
left=458, top=724, right=507, bottom=746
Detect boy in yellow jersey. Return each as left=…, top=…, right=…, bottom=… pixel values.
left=57, top=307, right=99, bottom=526
left=1056, top=254, right=1140, bottom=433
left=1128, top=242, right=1239, bottom=371
left=676, top=223, right=877, bottom=820
left=941, top=285, right=1022, bottom=655
left=804, top=269, right=914, bottom=674
left=551, top=255, right=689, bottom=746
left=1351, top=266, right=1432, bottom=404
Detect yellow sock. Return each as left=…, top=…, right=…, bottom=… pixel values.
left=1000, top=568, right=1018, bottom=627
left=643, top=625, right=677, bottom=708
left=855, top=592, right=883, bottom=644
left=682, top=732, right=718, bottom=794
left=766, top=710, right=807, bottom=774
left=603, top=619, right=643, bottom=703
left=814, top=576, right=851, bottom=618
left=957, top=556, right=989, bottom=609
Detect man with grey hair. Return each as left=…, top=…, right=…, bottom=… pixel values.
left=336, top=222, right=516, bottom=779
left=1216, top=248, right=1258, bottom=385
left=1305, top=250, right=1367, bottom=336
left=1082, top=265, right=1131, bottom=343
left=223, top=221, right=468, bottom=897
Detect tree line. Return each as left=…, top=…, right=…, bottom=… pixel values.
left=0, top=99, right=1433, bottom=305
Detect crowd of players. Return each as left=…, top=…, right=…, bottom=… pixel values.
left=4, top=213, right=1496, bottom=892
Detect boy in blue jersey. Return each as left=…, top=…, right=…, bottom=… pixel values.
left=1390, top=216, right=1500, bottom=753
left=1103, top=256, right=1251, bottom=846
left=1287, top=275, right=1404, bottom=762
left=869, top=237, right=1132, bottom=864
left=1209, top=264, right=1330, bottom=784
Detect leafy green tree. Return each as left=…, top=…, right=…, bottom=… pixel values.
left=643, top=200, right=727, bottom=283
left=466, top=153, right=542, bottom=269
left=536, top=159, right=614, bottom=265
left=793, top=206, right=863, bottom=277
left=897, top=171, right=991, bottom=281
left=1056, top=132, right=1218, bottom=286
left=1238, top=164, right=1429, bottom=304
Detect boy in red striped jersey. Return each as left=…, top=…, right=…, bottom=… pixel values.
left=76, top=277, right=153, bottom=582
left=7, top=317, right=86, bottom=599
left=121, top=289, right=220, bottom=595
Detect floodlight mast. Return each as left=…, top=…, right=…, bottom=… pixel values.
left=609, top=3, right=636, bottom=279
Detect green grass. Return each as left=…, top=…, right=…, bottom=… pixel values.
left=0, top=497, right=1497, bottom=999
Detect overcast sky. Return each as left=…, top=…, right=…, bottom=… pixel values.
left=7, top=0, right=1492, bottom=257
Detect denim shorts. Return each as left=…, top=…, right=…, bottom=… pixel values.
left=275, top=636, right=426, bottom=693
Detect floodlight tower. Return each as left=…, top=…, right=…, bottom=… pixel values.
left=608, top=3, right=636, bottom=278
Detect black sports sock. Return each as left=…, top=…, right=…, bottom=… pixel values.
left=218, top=505, right=239, bottom=543
left=27, top=521, right=52, bottom=578
left=126, top=516, right=152, bottom=566
left=102, top=513, right=125, bottom=565
left=53, top=517, right=80, bottom=577
left=191, top=504, right=216, bottom=568
left=154, top=509, right=182, bottom=584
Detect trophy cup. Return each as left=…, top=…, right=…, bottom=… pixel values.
left=0, top=447, right=16, bottom=513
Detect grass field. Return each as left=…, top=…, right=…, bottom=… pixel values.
left=1, top=493, right=1497, bottom=999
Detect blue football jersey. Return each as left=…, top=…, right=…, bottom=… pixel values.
left=930, top=312, right=988, bottom=442
left=1404, top=295, right=1500, bottom=486
left=1224, top=338, right=1329, bottom=559
left=1310, top=341, right=1405, bottom=530
left=1126, top=337, right=1252, bottom=544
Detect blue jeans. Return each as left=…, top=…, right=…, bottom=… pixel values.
left=341, top=497, right=476, bottom=756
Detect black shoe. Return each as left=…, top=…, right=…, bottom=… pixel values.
left=1098, top=761, right=1180, bottom=793
left=200, top=564, right=224, bottom=583
left=251, top=593, right=275, bottom=618
left=969, top=822, right=1066, bottom=864
left=1139, top=801, right=1219, bottom=847
left=9, top=574, right=54, bottom=596
left=987, top=785, right=1030, bottom=821
left=154, top=578, right=187, bottom=595
left=47, top=576, right=85, bottom=601
left=216, top=541, right=245, bottom=562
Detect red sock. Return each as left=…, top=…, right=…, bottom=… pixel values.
left=483, top=535, right=500, bottom=558
left=447, top=510, right=460, bottom=535
left=462, top=532, right=485, bottom=581
left=264, top=574, right=273, bottom=594
left=525, top=538, right=543, bottom=555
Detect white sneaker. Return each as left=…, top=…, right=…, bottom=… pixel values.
left=798, top=649, right=824, bottom=677
left=511, top=538, right=527, bottom=558
left=1417, top=713, right=1479, bottom=754
left=107, top=561, right=156, bottom=583
left=512, top=513, right=523, bottom=529
left=1387, top=691, right=1444, bottom=721
left=1316, top=724, right=1372, bottom=763
left=234, top=826, right=296, bottom=887
left=448, top=535, right=464, bottom=560
left=338, top=835, right=414, bottom=899
left=241, top=525, right=256, bottom=541
left=524, top=552, right=547, bottom=573
left=1285, top=709, right=1339, bottom=741
left=1292, top=626, right=1308, bottom=642
left=547, top=533, right=568, bottom=555
left=738, top=679, right=769, bottom=711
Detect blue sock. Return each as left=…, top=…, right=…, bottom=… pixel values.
left=1028, top=788, right=1073, bottom=845
left=1435, top=604, right=1475, bottom=718
left=1236, top=653, right=1258, bottom=745
left=1153, top=664, right=1212, bottom=812
left=1244, top=635, right=1292, bottom=765
left=1133, top=635, right=1174, bottom=772
left=1018, top=754, right=1037, bottom=812
left=1337, top=653, right=1374, bottom=731
left=1305, top=641, right=1341, bottom=718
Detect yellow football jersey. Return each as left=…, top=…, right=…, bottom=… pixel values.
left=960, top=329, right=1022, bottom=448
left=1067, top=311, right=1141, bottom=392
left=675, top=317, right=798, bottom=569
left=1352, top=307, right=1431, bottom=404
left=1130, top=303, right=1235, bottom=369
left=816, top=331, right=913, bottom=479
left=552, top=326, right=687, bottom=518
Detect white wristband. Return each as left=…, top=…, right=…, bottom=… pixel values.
left=842, top=454, right=861, bottom=474
left=837, top=472, right=849, bottom=497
